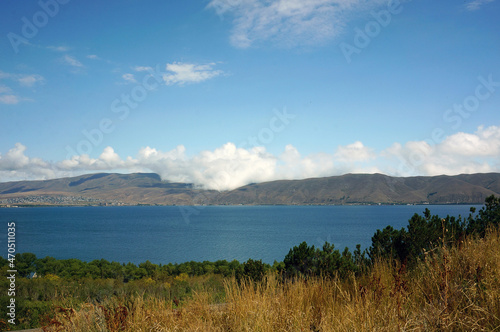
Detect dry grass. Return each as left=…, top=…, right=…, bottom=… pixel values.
left=43, top=230, right=500, bottom=332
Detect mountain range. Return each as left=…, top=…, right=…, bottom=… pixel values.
left=1, top=172, right=499, bottom=206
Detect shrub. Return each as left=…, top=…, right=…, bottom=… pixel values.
left=237, top=259, right=267, bottom=282
left=283, top=241, right=357, bottom=279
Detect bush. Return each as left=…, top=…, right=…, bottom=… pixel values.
left=283, top=241, right=357, bottom=279
left=466, top=195, right=500, bottom=236
left=237, top=259, right=267, bottom=282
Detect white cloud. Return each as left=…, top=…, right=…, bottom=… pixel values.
left=207, top=0, right=387, bottom=48
left=334, top=141, right=375, bottom=163
left=47, top=45, right=71, bottom=52
left=0, top=85, right=12, bottom=94
left=133, top=66, right=153, bottom=72
left=0, top=95, right=20, bottom=105
left=99, top=147, right=123, bottom=166
left=0, top=143, right=53, bottom=180
left=0, top=71, right=44, bottom=104
left=438, top=132, right=496, bottom=157
left=0, top=143, right=30, bottom=169
left=383, top=126, right=500, bottom=176
left=87, top=54, right=100, bottom=60
left=163, top=62, right=223, bottom=85
left=2, top=126, right=500, bottom=189
left=122, top=73, right=137, bottom=84
left=0, top=71, right=45, bottom=87
left=62, top=55, right=84, bottom=68
left=466, top=0, right=495, bottom=10
left=0, top=71, right=12, bottom=79
left=17, top=74, right=45, bottom=87
left=189, top=143, right=277, bottom=190
left=278, top=145, right=337, bottom=179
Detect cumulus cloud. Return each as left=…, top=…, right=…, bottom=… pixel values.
left=129, top=143, right=276, bottom=190
left=0, top=143, right=54, bottom=179
left=189, top=143, right=277, bottom=190
left=0, top=143, right=30, bottom=169
left=207, top=0, right=387, bottom=48
left=163, top=62, right=223, bottom=86
left=277, top=145, right=337, bottom=179
left=466, top=0, right=495, bottom=10
left=334, top=141, right=375, bottom=163
left=2, top=126, right=500, bottom=189
left=57, top=146, right=130, bottom=172
left=383, top=126, right=500, bottom=176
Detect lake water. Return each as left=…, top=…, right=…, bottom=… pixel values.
left=0, top=205, right=481, bottom=265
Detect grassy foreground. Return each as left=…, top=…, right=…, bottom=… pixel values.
left=35, top=229, right=500, bottom=331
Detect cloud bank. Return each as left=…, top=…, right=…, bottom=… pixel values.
left=1, top=126, right=500, bottom=190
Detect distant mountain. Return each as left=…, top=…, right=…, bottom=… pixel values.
left=0, top=173, right=213, bottom=206
left=214, top=173, right=500, bottom=205
left=0, top=172, right=499, bottom=206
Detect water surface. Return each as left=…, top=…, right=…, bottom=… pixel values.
left=0, top=205, right=480, bottom=264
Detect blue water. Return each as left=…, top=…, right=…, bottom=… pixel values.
left=0, top=205, right=481, bottom=265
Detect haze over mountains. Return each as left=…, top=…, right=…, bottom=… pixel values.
left=1, top=172, right=499, bottom=206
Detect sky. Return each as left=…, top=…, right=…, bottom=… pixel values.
left=0, top=0, right=499, bottom=190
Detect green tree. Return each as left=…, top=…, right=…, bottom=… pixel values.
left=59, top=258, right=87, bottom=279
left=35, top=256, right=63, bottom=276
left=283, top=242, right=358, bottom=279
left=369, top=208, right=467, bottom=266
left=283, top=242, right=317, bottom=277
left=369, top=226, right=406, bottom=262
left=139, top=260, right=158, bottom=277
left=238, top=259, right=267, bottom=282
left=15, top=253, right=37, bottom=278
left=0, top=257, right=8, bottom=268
left=467, top=195, right=500, bottom=235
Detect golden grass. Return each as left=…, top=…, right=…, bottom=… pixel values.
left=43, top=230, right=500, bottom=332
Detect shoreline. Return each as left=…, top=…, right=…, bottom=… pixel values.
left=0, top=202, right=482, bottom=208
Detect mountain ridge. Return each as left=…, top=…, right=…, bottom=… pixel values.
left=1, top=172, right=499, bottom=206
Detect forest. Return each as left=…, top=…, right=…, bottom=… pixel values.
left=1, top=195, right=499, bottom=331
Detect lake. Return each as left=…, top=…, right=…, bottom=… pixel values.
left=1, top=205, right=481, bottom=265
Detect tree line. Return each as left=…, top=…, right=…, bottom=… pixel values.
left=282, top=195, right=500, bottom=278
left=0, top=254, right=271, bottom=282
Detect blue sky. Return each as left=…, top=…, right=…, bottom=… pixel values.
left=1, top=0, right=499, bottom=189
